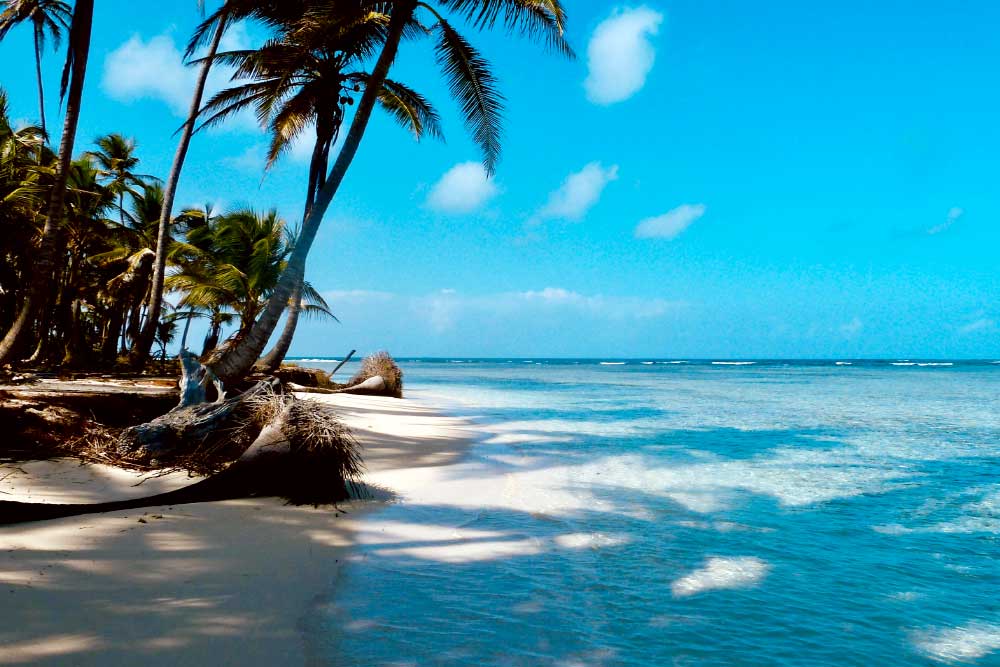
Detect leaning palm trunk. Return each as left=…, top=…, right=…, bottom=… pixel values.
left=33, top=28, right=46, bottom=135
left=205, top=0, right=416, bottom=383
left=130, top=14, right=228, bottom=368
left=254, top=276, right=303, bottom=374
left=0, top=0, right=94, bottom=366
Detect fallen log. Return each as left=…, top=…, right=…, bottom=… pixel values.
left=116, top=377, right=278, bottom=460
left=286, top=376, right=386, bottom=396
left=0, top=390, right=363, bottom=525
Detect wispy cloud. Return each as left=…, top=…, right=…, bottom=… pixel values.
left=635, top=203, right=705, bottom=239
left=530, top=162, right=619, bottom=226
left=323, top=289, right=396, bottom=305
left=326, top=287, right=680, bottom=334
left=585, top=7, right=664, bottom=105
left=427, top=162, right=499, bottom=214
left=958, top=317, right=994, bottom=335
left=927, top=206, right=964, bottom=235
left=839, top=317, right=863, bottom=338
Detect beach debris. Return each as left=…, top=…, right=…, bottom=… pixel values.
left=348, top=351, right=404, bottom=398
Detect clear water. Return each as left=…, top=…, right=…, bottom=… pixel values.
left=296, top=359, right=1000, bottom=666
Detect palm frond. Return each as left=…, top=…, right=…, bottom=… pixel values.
left=433, top=18, right=504, bottom=175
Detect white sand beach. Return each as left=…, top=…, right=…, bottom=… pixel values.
left=0, top=393, right=481, bottom=666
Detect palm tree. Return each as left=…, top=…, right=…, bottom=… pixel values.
left=129, top=1, right=234, bottom=368
left=86, top=133, right=157, bottom=225
left=254, top=274, right=337, bottom=373
left=0, top=0, right=72, bottom=135
left=90, top=183, right=169, bottom=361
left=206, top=0, right=573, bottom=382
left=0, top=0, right=94, bottom=365
left=197, top=4, right=436, bottom=372
left=0, top=88, right=47, bottom=334
left=168, top=207, right=293, bottom=342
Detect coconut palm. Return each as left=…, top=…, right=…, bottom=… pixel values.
left=204, top=0, right=571, bottom=382
left=0, top=88, right=47, bottom=333
left=168, top=207, right=294, bottom=341
left=197, top=3, right=435, bottom=371
left=129, top=0, right=234, bottom=368
left=0, top=0, right=94, bottom=365
left=86, top=133, right=158, bottom=225
left=0, top=0, right=72, bottom=135
left=90, top=183, right=170, bottom=361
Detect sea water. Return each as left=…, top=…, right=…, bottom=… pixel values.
left=297, top=359, right=1000, bottom=666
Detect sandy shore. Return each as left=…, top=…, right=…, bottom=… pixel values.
left=0, top=392, right=479, bottom=666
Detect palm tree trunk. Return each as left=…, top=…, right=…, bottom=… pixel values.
left=0, top=0, right=94, bottom=366
left=205, top=0, right=416, bottom=383
left=255, top=277, right=303, bottom=373
left=130, top=14, right=228, bottom=368
left=33, top=28, right=46, bottom=136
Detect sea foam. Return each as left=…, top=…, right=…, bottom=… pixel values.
left=671, top=557, right=771, bottom=597
left=913, top=623, right=1000, bottom=663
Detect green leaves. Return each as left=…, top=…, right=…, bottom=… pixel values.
left=434, top=0, right=572, bottom=56
left=433, top=18, right=504, bottom=175
left=376, top=78, right=444, bottom=141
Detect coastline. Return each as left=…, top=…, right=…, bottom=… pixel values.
left=0, top=392, right=480, bottom=666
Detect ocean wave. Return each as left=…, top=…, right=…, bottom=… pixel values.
left=835, top=361, right=853, bottom=366
left=891, top=362, right=917, bottom=366
left=600, top=362, right=626, bottom=365
left=712, top=361, right=755, bottom=366
left=661, top=361, right=688, bottom=364
left=917, top=362, right=953, bottom=367
left=641, top=361, right=655, bottom=365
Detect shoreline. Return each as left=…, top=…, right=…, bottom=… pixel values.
left=0, top=392, right=480, bottom=666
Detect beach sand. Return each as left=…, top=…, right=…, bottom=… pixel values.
left=0, top=392, right=479, bottom=666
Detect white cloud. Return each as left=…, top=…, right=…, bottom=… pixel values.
left=959, top=317, right=995, bottom=335
left=427, top=162, right=499, bottom=214
left=928, top=206, right=963, bottom=235
left=411, top=287, right=678, bottom=332
left=102, top=34, right=192, bottom=115
left=532, top=162, right=619, bottom=224
left=103, top=29, right=258, bottom=131
left=324, top=287, right=679, bottom=335
left=221, top=143, right=266, bottom=172
left=585, top=7, right=664, bottom=105
left=635, top=203, right=705, bottom=239
left=839, top=317, right=863, bottom=337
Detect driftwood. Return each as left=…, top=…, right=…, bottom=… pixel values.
left=178, top=349, right=225, bottom=407
left=329, top=349, right=356, bottom=377
left=286, top=376, right=386, bottom=395
left=117, top=378, right=278, bottom=459
left=0, top=390, right=363, bottom=525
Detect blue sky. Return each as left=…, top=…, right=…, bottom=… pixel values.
left=1, top=1, right=998, bottom=358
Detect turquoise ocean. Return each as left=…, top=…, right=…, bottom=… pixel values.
left=294, top=359, right=1000, bottom=666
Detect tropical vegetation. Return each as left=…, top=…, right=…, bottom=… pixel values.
left=0, top=0, right=571, bottom=389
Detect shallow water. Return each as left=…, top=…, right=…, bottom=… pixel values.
left=297, top=359, right=1000, bottom=666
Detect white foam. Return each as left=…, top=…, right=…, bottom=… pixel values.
left=711, top=361, right=755, bottom=366
left=660, top=361, right=688, bottom=364
left=888, top=591, right=922, bottom=602
left=918, top=362, right=954, bottom=367
left=835, top=361, right=853, bottom=366
left=671, top=556, right=770, bottom=597
left=641, top=362, right=655, bottom=365
left=913, top=623, right=1000, bottom=663
left=600, top=362, right=626, bottom=365
left=892, top=362, right=917, bottom=366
